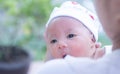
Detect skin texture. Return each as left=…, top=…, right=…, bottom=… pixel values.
left=44, top=17, right=99, bottom=60
left=95, top=0, right=120, bottom=50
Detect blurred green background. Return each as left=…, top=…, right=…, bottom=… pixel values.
left=0, top=0, right=111, bottom=61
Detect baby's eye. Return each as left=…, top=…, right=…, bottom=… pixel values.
left=67, top=34, right=76, bottom=38
left=50, top=39, right=57, bottom=43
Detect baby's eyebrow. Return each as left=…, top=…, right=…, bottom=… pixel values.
left=65, top=28, right=75, bottom=34
left=47, top=34, right=56, bottom=39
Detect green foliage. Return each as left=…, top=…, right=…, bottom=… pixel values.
left=98, top=32, right=112, bottom=47
left=0, top=0, right=53, bottom=61
left=0, top=0, right=52, bottom=25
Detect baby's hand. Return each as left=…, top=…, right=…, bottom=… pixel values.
left=93, top=47, right=105, bottom=59
left=94, top=43, right=112, bottom=59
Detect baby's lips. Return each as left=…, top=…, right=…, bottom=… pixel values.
left=63, top=54, right=67, bottom=58
left=61, top=51, right=67, bottom=58
left=62, top=52, right=67, bottom=58
left=58, top=51, right=66, bottom=58
left=59, top=48, right=69, bottom=58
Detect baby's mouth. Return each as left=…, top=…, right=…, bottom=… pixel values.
left=60, top=48, right=68, bottom=58
left=62, top=54, right=67, bottom=58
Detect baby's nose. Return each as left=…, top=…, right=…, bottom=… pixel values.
left=58, top=41, right=67, bottom=49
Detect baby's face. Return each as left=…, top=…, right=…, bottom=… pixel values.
left=45, top=17, right=96, bottom=58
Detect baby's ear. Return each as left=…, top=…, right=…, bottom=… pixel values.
left=90, top=34, right=96, bottom=43
left=90, top=42, right=102, bottom=59
left=90, top=34, right=97, bottom=50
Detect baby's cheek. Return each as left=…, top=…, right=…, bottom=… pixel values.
left=69, top=46, right=88, bottom=57
left=50, top=47, right=62, bottom=58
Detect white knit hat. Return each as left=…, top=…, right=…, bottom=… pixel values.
left=46, top=1, right=99, bottom=41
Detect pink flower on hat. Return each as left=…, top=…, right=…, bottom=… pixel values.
left=71, top=1, right=79, bottom=5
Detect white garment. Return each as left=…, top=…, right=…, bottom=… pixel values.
left=104, top=45, right=112, bottom=55
left=39, top=49, right=120, bottom=74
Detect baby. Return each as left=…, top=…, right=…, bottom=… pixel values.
left=44, top=1, right=103, bottom=61
left=39, top=0, right=120, bottom=74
